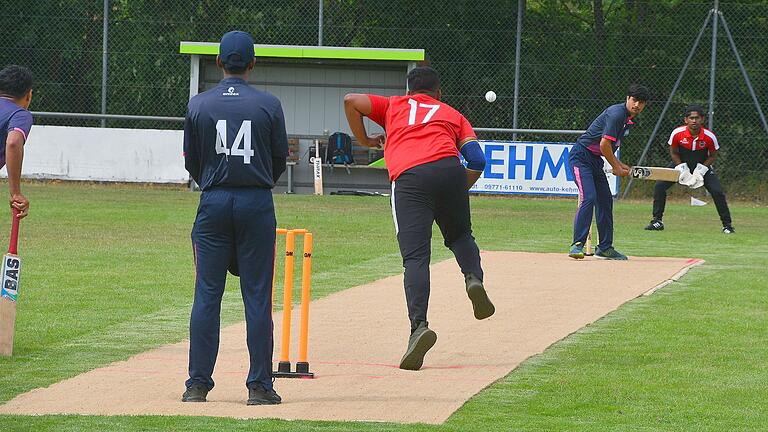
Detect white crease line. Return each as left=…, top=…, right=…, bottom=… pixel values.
left=642, top=259, right=705, bottom=296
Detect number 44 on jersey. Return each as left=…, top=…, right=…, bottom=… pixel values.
left=215, top=119, right=254, bottom=163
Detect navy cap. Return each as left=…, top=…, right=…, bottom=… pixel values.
left=219, top=30, right=255, bottom=69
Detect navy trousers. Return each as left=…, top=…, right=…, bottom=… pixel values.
left=391, top=157, right=484, bottom=332
left=569, top=147, right=614, bottom=250
left=187, top=187, right=276, bottom=391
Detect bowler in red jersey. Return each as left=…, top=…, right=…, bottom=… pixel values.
left=344, top=66, right=494, bottom=371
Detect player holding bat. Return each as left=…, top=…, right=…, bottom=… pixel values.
left=568, top=84, right=650, bottom=260
left=0, top=65, right=33, bottom=357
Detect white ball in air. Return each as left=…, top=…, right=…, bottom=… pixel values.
left=485, top=91, right=497, bottom=103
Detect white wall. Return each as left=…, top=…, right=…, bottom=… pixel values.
left=1, top=126, right=188, bottom=183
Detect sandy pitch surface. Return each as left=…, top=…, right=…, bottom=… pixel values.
left=0, top=252, right=702, bottom=424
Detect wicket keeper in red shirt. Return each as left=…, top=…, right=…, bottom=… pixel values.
left=645, top=104, right=734, bottom=233
left=344, top=66, right=494, bottom=371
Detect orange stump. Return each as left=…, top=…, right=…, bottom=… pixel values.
left=273, top=228, right=314, bottom=378
left=296, top=232, right=313, bottom=374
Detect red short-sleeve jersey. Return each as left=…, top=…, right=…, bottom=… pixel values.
left=668, top=125, right=719, bottom=153
left=367, top=93, right=476, bottom=181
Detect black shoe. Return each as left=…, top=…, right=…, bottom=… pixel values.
left=399, top=323, right=437, bottom=371
left=722, top=225, right=735, bottom=234
left=181, top=383, right=208, bottom=402
left=465, top=274, right=495, bottom=320
left=645, top=219, right=664, bottom=231
left=247, top=384, right=282, bottom=405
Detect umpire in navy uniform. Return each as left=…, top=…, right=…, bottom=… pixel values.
left=181, top=30, right=288, bottom=405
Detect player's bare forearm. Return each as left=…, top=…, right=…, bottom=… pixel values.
left=600, top=139, right=628, bottom=176
left=5, top=132, right=29, bottom=218
left=466, top=169, right=482, bottom=189
left=344, top=94, right=372, bottom=146
left=5, top=134, right=23, bottom=196
left=669, top=146, right=682, bottom=165
left=704, top=150, right=718, bottom=166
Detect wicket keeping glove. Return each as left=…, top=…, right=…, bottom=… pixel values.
left=678, top=169, right=695, bottom=186
left=695, top=163, right=709, bottom=177
left=689, top=172, right=705, bottom=189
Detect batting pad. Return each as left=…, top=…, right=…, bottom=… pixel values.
left=0, top=252, right=703, bottom=424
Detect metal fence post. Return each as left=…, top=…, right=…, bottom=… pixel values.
left=101, top=0, right=109, bottom=128
left=707, top=0, right=719, bottom=129
left=318, top=0, right=324, bottom=46
left=512, top=0, right=524, bottom=142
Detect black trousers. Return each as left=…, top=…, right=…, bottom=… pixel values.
left=391, top=157, right=483, bottom=332
left=652, top=162, right=732, bottom=226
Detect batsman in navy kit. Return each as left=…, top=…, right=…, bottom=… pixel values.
left=181, top=31, right=288, bottom=405
left=568, top=84, right=650, bottom=260
left=0, top=65, right=33, bottom=219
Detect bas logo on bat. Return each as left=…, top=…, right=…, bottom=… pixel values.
left=631, top=167, right=653, bottom=179
left=1, top=208, right=22, bottom=357
left=1, top=256, right=20, bottom=302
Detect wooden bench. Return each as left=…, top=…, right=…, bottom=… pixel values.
left=351, top=144, right=384, bottom=165
left=282, top=138, right=386, bottom=193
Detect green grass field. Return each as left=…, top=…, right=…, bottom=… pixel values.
left=0, top=182, right=765, bottom=431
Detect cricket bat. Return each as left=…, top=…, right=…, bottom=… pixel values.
left=0, top=208, right=21, bottom=357
left=313, top=139, right=323, bottom=195
left=606, top=166, right=681, bottom=182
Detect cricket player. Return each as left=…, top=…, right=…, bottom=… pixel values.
left=0, top=65, right=33, bottom=219
left=182, top=31, right=288, bottom=405
left=568, top=84, right=650, bottom=260
left=344, top=66, right=494, bottom=371
left=645, top=104, right=734, bottom=233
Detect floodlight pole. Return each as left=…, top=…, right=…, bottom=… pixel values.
left=707, top=0, right=719, bottom=128
left=621, top=10, right=713, bottom=199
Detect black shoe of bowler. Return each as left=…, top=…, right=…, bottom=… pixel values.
left=465, top=273, right=495, bottom=320
left=247, top=384, right=282, bottom=405
left=181, top=383, right=208, bottom=402
left=399, top=322, right=437, bottom=371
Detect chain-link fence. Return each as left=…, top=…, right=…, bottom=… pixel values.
left=2, top=1, right=766, bottom=195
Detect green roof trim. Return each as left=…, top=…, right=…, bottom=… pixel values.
left=179, top=42, right=424, bottom=61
